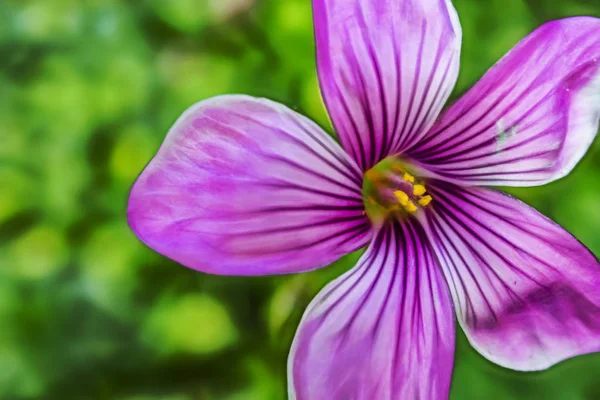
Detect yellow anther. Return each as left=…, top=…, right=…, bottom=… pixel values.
left=403, top=172, right=415, bottom=183
left=394, top=191, right=409, bottom=206
left=418, top=195, right=433, bottom=207
left=404, top=201, right=418, bottom=213
left=413, top=184, right=426, bottom=196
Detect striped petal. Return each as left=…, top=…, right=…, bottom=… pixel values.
left=128, top=95, right=371, bottom=275
left=289, top=219, right=455, bottom=399
left=411, top=17, right=600, bottom=186
left=313, top=0, right=462, bottom=170
left=422, top=183, right=600, bottom=371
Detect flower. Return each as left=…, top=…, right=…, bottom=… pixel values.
left=127, top=0, right=600, bottom=398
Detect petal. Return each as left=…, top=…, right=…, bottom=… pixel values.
left=411, top=17, right=600, bottom=186
left=422, top=183, right=600, bottom=371
left=288, top=219, right=455, bottom=399
left=128, top=95, right=371, bottom=276
left=313, top=0, right=462, bottom=170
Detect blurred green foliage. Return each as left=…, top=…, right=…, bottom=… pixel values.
left=1, top=0, right=600, bottom=399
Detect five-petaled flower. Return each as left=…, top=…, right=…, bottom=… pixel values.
left=128, top=0, right=600, bottom=398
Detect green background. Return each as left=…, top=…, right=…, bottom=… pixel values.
left=2, top=0, right=600, bottom=399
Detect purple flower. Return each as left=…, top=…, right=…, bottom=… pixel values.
left=128, top=0, right=600, bottom=398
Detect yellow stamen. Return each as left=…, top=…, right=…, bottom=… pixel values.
left=394, top=191, right=409, bottom=206
left=403, top=172, right=415, bottom=183
left=418, top=195, right=433, bottom=207
left=413, top=184, right=426, bottom=196
left=404, top=201, right=418, bottom=213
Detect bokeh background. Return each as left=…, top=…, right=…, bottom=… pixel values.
left=2, top=0, right=600, bottom=399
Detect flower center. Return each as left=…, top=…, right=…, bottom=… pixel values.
left=362, top=157, right=433, bottom=223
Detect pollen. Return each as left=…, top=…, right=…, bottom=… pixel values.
left=404, top=201, right=418, bottom=213
left=418, top=195, right=433, bottom=207
left=413, top=184, right=426, bottom=196
left=363, top=157, right=434, bottom=222
left=394, top=190, right=409, bottom=206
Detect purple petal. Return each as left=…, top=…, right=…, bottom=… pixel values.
left=288, top=219, right=455, bottom=399
left=128, top=95, right=371, bottom=275
left=411, top=17, right=600, bottom=186
left=313, top=0, right=462, bottom=170
left=422, top=183, right=600, bottom=370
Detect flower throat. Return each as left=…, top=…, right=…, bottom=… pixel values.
left=362, top=158, right=433, bottom=223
